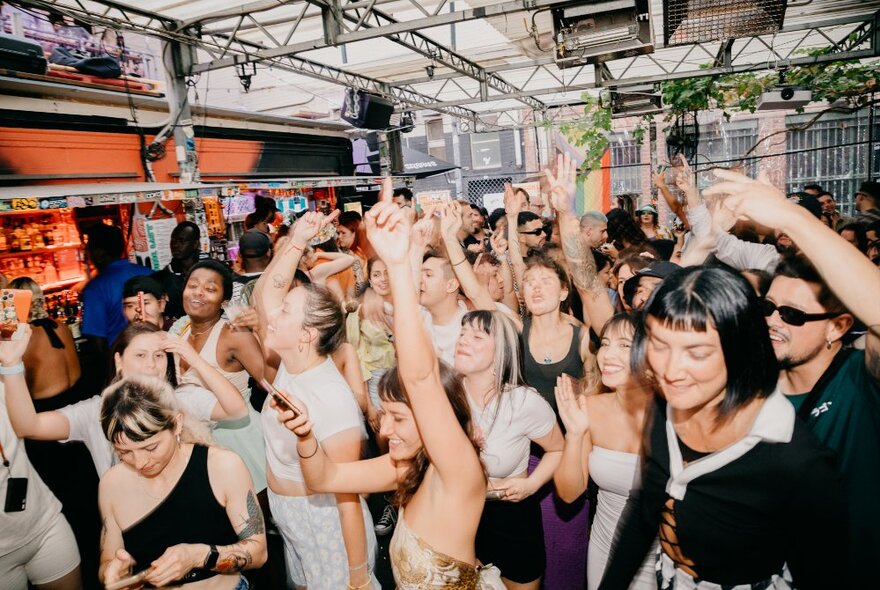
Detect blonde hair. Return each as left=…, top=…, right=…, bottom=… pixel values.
left=99, top=375, right=212, bottom=446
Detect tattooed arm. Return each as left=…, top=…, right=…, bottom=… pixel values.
left=546, top=154, right=615, bottom=335
left=138, top=448, right=267, bottom=587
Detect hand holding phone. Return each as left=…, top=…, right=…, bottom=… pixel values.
left=105, top=569, right=152, bottom=590
left=261, top=379, right=300, bottom=417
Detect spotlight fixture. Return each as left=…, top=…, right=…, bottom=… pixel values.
left=237, top=62, right=257, bottom=92
left=425, top=64, right=435, bottom=79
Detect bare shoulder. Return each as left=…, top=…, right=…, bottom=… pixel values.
left=98, top=462, right=134, bottom=497
left=206, top=444, right=248, bottom=474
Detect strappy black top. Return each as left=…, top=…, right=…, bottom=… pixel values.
left=121, top=445, right=238, bottom=583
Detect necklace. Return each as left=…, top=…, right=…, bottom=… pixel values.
left=190, top=318, right=220, bottom=337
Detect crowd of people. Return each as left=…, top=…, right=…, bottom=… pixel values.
left=0, top=158, right=878, bottom=590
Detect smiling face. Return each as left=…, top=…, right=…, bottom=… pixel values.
left=522, top=265, right=566, bottom=316
left=114, top=332, right=168, bottom=380
left=645, top=317, right=728, bottom=414
left=454, top=320, right=495, bottom=376
left=265, top=287, right=308, bottom=352
left=764, top=276, right=835, bottom=370
left=369, top=259, right=391, bottom=297
left=113, top=427, right=179, bottom=478
left=182, top=268, right=225, bottom=319
left=597, top=322, right=635, bottom=390
left=817, top=194, right=835, bottom=214
left=378, top=400, right=422, bottom=461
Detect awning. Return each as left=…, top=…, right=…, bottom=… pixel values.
left=402, top=147, right=458, bottom=179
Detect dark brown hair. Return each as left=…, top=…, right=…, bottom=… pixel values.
left=378, top=362, right=483, bottom=506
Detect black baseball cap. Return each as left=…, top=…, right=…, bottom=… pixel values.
left=238, top=229, right=272, bottom=259
left=623, top=261, right=680, bottom=307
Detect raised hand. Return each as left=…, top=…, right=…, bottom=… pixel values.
left=554, top=374, right=590, bottom=436
left=291, top=209, right=340, bottom=249
left=503, top=182, right=523, bottom=218
left=489, top=230, right=508, bottom=256
left=439, top=202, right=463, bottom=240
left=545, top=153, right=579, bottom=214
left=703, top=169, right=796, bottom=229
left=366, top=178, right=413, bottom=265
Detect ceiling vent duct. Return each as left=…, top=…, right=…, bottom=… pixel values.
left=605, top=84, right=663, bottom=115
left=663, top=0, right=788, bottom=47
left=553, top=0, right=654, bottom=69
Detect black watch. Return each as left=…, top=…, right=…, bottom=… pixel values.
left=204, top=544, right=219, bottom=570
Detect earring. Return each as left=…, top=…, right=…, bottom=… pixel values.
left=298, top=341, right=305, bottom=353
left=826, top=339, right=833, bottom=350
left=176, top=434, right=181, bottom=446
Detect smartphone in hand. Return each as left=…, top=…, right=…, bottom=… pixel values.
left=261, top=379, right=300, bottom=417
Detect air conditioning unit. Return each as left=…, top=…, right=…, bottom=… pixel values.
left=756, top=87, right=812, bottom=111
left=553, top=0, right=654, bottom=69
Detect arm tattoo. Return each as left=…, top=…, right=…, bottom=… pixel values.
left=561, top=226, right=600, bottom=295
left=272, top=274, right=291, bottom=289
left=216, top=549, right=252, bottom=573
left=237, top=491, right=266, bottom=540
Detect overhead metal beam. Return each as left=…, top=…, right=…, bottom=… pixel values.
left=421, top=46, right=879, bottom=109
left=195, top=0, right=547, bottom=111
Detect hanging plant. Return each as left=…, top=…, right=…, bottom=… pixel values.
left=557, top=93, right=613, bottom=171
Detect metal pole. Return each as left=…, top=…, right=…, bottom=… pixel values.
left=162, top=39, right=199, bottom=183
left=868, top=95, right=876, bottom=180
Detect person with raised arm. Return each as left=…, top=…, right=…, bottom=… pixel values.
left=546, top=154, right=616, bottom=337
left=272, top=179, right=503, bottom=589
left=254, top=209, right=379, bottom=590
left=705, top=169, right=880, bottom=584
left=2, top=322, right=247, bottom=478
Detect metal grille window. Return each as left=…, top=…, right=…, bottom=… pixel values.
left=467, top=177, right=512, bottom=209
left=786, top=110, right=880, bottom=216
left=471, top=132, right=503, bottom=170
left=697, top=122, right=760, bottom=176
left=609, top=135, right=643, bottom=196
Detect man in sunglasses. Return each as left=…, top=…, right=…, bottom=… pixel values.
left=516, top=211, right=546, bottom=254
left=706, top=170, right=880, bottom=585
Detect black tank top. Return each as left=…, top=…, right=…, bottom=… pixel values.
left=122, top=445, right=239, bottom=583
left=522, top=318, right=584, bottom=417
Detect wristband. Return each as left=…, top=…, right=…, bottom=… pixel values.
left=0, top=362, right=24, bottom=376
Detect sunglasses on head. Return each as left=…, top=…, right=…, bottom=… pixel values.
left=519, top=228, right=545, bottom=236
left=758, top=298, right=843, bottom=327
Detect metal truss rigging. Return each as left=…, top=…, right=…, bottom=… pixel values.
left=10, top=1, right=880, bottom=131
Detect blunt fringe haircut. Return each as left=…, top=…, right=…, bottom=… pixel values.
left=633, top=266, right=778, bottom=420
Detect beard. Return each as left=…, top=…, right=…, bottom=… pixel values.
left=777, top=340, right=825, bottom=370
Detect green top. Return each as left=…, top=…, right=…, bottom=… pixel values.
left=783, top=348, right=880, bottom=582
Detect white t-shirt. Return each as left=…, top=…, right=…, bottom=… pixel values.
left=58, top=386, right=218, bottom=477
left=261, top=357, right=365, bottom=483
left=0, top=382, right=63, bottom=555
left=419, top=300, right=469, bottom=366
left=468, top=385, right=556, bottom=479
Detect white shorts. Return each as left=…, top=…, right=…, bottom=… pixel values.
left=268, top=489, right=379, bottom=590
left=0, top=511, right=80, bottom=589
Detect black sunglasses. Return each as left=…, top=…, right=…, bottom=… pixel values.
left=758, top=298, right=843, bottom=327
left=518, top=228, right=545, bottom=236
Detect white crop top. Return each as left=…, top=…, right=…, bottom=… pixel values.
left=261, top=357, right=365, bottom=483
left=468, top=385, right=556, bottom=479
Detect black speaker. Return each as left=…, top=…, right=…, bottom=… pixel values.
left=341, top=89, right=394, bottom=130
